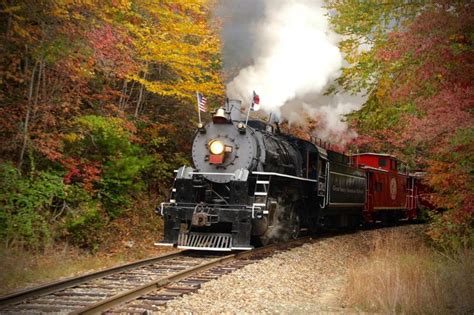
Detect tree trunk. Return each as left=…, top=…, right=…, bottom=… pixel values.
left=118, top=80, right=127, bottom=110
left=23, top=45, right=29, bottom=76
left=134, top=83, right=144, bottom=118
left=42, top=61, right=47, bottom=99
left=32, top=59, right=44, bottom=119
left=18, top=61, right=38, bottom=168
left=123, top=80, right=136, bottom=110
left=134, top=71, right=147, bottom=118
left=5, top=0, right=14, bottom=38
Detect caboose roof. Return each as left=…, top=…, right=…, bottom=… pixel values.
left=351, top=152, right=397, bottom=159
left=410, top=171, right=427, bottom=178
left=359, top=165, right=389, bottom=173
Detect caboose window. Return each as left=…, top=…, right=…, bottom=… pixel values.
left=379, top=158, right=387, bottom=167
left=375, top=182, right=383, bottom=192
left=390, top=160, right=397, bottom=170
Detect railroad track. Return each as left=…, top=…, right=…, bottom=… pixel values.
left=0, top=238, right=309, bottom=314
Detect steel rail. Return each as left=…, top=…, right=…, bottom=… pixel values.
left=74, top=237, right=310, bottom=314
left=0, top=250, right=184, bottom=307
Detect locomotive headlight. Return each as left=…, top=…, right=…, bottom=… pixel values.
left=209, top=140, right=224, bottom=155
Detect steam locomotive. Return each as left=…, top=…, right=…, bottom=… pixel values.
left=157, top=99, right=421, bottom=251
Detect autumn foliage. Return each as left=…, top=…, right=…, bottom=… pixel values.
left=0, top=0, right=472, bottom=252
left=327, top=0, right=473, bottom=250
left=0, top=0, right=223, bottom=249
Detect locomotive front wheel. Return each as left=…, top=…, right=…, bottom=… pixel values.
left=254, top=197, right=302, bottom=245
left=289, top=211, right=301, bottom=239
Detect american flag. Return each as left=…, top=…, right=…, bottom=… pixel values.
left=197, top=92, right=207, bottom=112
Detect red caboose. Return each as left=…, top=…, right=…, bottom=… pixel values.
left=351, top=153, right=418, bottom=224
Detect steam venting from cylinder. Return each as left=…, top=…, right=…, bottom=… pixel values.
left=216, top=0, right=366, bottom=145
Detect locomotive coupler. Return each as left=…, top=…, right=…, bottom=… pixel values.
left=191, top=203, right=218, bottom=227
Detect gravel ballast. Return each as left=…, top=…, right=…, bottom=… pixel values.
left=162, top=225, right=423, bottom=314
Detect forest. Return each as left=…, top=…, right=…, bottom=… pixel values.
left=0, top=0, right=472, bottom=256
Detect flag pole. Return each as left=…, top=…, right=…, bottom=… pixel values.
left=196, top=91, right=202, bottom=125
left=244, top=101, right=252, bottom=126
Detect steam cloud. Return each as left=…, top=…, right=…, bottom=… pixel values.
left=218, top=0, right=365, bottom=144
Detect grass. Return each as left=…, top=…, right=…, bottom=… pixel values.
left=0, top=197, right=176, bottom=296
left=0, top=242, right=176, bottom=295
left=345, top=227, right=474, bottom=314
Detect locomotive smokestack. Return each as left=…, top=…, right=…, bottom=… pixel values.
left=227, top=99, right=242, bottom=121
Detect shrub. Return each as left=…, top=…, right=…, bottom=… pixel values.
left=65, top=203, right=106, bottom=252
left=425, top=128, right=474, bottom=252
left=64, top=115, right=152, bottom=218
left=64, top=115, right=136, bottom=159
left=100, top=155, right=152, bottom=218
left=0, top=163, right=65, bottom=248
left=428, top=210, right=474, bottom=253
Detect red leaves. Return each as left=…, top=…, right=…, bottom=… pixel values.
left=351, top=2, right=474, bottom=233
left=377, top=2, right=474, bottom=104
left=88, top=24, right=138, bottom=78
left=63, top=158, right=101, bottom=192
left=373, top=3, right=474, bottom=145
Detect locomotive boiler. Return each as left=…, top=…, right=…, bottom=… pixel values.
left=157, top=99, right=367, bottom=250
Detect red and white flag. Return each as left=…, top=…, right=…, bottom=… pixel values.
left=251, top=90, right=260, bottom=111
left=196, top=92, right=207, bottom=112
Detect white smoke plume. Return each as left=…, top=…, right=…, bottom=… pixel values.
left=220, top=0, right=365, bottom=144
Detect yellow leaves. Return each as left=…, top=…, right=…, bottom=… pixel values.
left=375, top=75, right=393, bottom=101
left=121, top=0, right=223, bottom=99
left=143, top=74, right=223, bottom=99
left=0, top=5, right=22, bottom=14
left=11, top=20, right=30, bottom=38
left=71, top=11, right=86, bottom=21
left=111, top=0, right=132, bottom=11
left=30, top=0, right=224, bottom=102
left=50, top=5, right=69, bottom=19
left=63, top=133, right=83, bottom=143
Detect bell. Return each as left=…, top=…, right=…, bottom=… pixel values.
left=212, top=107, right=230, bottom=124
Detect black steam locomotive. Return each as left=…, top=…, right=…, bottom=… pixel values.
left=157, top=99, right=366, bottom=250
